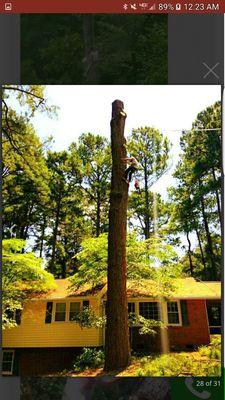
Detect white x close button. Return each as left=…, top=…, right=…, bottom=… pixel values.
left=203, top=62, right=220, bottom=79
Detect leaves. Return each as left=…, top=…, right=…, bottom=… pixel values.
left=70, top=233, right=182, bottom=290
left=2, top=239, right=56, bottom=329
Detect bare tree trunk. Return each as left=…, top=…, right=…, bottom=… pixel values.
left=212, top=166, right=222, bottom=227
left=50, top=198, right=61, bottom=274
left=194, top=226, right=207, bottom=272
left=144, top=158, right=150, bottom=239
left=104, top=100, right=131, bottom=371
left=39, top=215, right=46, bottom=258
left=96, top=186, right=101, bottom=237
left=200, top=194, right=217, bottom=279
left=186, top=231, right=194, bottom=275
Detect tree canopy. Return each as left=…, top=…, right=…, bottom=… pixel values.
left=2, top=239, right=56, bottom=329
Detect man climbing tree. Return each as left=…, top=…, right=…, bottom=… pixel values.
left=104, top=100, right=131, bottom=371
left=122, top=156, right=140, bottom=184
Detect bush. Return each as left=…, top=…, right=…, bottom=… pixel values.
left=199, top=335, right=221, bottom=360
left=73, top=348, right=105, bottom=372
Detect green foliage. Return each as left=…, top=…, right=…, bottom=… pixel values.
left=44, top=150, right=85, bottom=276
left=127, top=126, right=170, bottom=239
left=169, top=101, right=221, bottom=280
left=70, top=306, right=106, bottom=329
left=69, top=305, right=163, bottom=336
left=136, top=337, right=221, bottom=377
left=136, top=344, right=221, bottom=377
left=73, top=348, right=105, bottom=372
left=70, top=233, right=183, bottom=290
left=199, top=335, right=221, bottom=360
left=129, top=313, right=164, bottom=335
left=2, top=239, right=56, bottom=329
left=76, top=133, right=111, bottom=236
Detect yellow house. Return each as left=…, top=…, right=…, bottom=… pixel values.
left=2, top=278, right=221, bottom=376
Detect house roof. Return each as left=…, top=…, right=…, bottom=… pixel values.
left=126, top=278, right=221, bottom=299
left=30, top=277, right=221, bottom=300
left=30, top=279, right=106, bottom=300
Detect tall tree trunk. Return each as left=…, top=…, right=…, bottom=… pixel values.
left=50, top=198, right=61, bottom=274
left=96, top=185, right=101, bottom=237
left=83, top=15, right=99, bottom=83
left=39, top=215, right=46, bottom=258
left=144, top=158, right=150, bottom=239
left=186, top=231, right=194, bottom=275
left=200, top=194, right=217, bottom=279
left=20, top=202, right=34, bottom=240
left=194, top=226, right=207, bottom=272
left=212, top=166, right=222, bottom=227
left=104, top=100, right=131, bottom=371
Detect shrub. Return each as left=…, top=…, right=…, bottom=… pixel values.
left=199, top=335, right=221, bottom=360
left=73, top=348, right=105, bottom=372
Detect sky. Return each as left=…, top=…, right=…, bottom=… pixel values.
left=30, top=85, right=221, bottom=197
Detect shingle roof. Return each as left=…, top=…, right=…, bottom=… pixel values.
left=126, top=278, right=221, bottom=299
left=30, top=277, right=221, bottom=300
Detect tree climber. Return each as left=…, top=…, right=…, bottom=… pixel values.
left=134, top=178, right=141, bottom=191
left=122, top=156, right=140, bottom=184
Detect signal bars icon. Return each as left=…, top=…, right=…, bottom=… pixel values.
left=149, top=3, right=156, bottom=10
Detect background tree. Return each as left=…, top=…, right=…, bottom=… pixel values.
left=76, top=133, right=111, bottom=236
left=2, top=112, right=50, bottom=240
left=44, top=150, right=84, bottom=277
left=168, top=101, right=221, bottom=280
left=70, top=233, right=183, bottom=290
left=128, top=190, right=168, bottom=238
left=128, top=127, right=170, bottom=239
left=2, top=239, right=55, bottom=329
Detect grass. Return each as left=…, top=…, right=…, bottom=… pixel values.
left=53, top=335, right=221, bottom=377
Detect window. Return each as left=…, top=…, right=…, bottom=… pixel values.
left=45, top=302, right=53, bottom=324
left=167, top=301, right=180, bottom=324
left=128, top=302, right=135, bottom=314
left=139, top=302, right=160, bottom=320
left=207, top=301, right=221, bottom=334
left=69, top=302, right=81, bottom=321
left=55, top=303, right=66, bottom=321
left=5, top=309, right=22, bottom=325
left=2, top=350, right=14, bottom=375
left=83, top=300, right=89, bottom=308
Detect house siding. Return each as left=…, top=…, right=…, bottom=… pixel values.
left=3, top=298, right=103, bottom=348
left=168, top=299, right=210, bottom=349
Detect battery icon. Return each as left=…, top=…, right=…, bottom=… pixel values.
left=176, top=4, right=181, bottom=10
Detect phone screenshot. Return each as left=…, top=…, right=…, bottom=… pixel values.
left=0, top=2, right=224, bottom=400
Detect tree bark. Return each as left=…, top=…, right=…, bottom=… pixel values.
left=186, top=231, right=194, bottom=275
left=194, top=226, right=207, bottom=272
left=200, top=194, right=217, bottom=279
left=50, top=197, right=61, bottom=274
left=96, top=174, right=101, bottom=237
left=212, top=166, right=222, bottom=228
left=39, top=215, right=46, bottom=258
left=104, top=100, right=131, bottom=371
left=144, top=158, right=150, bottom=239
